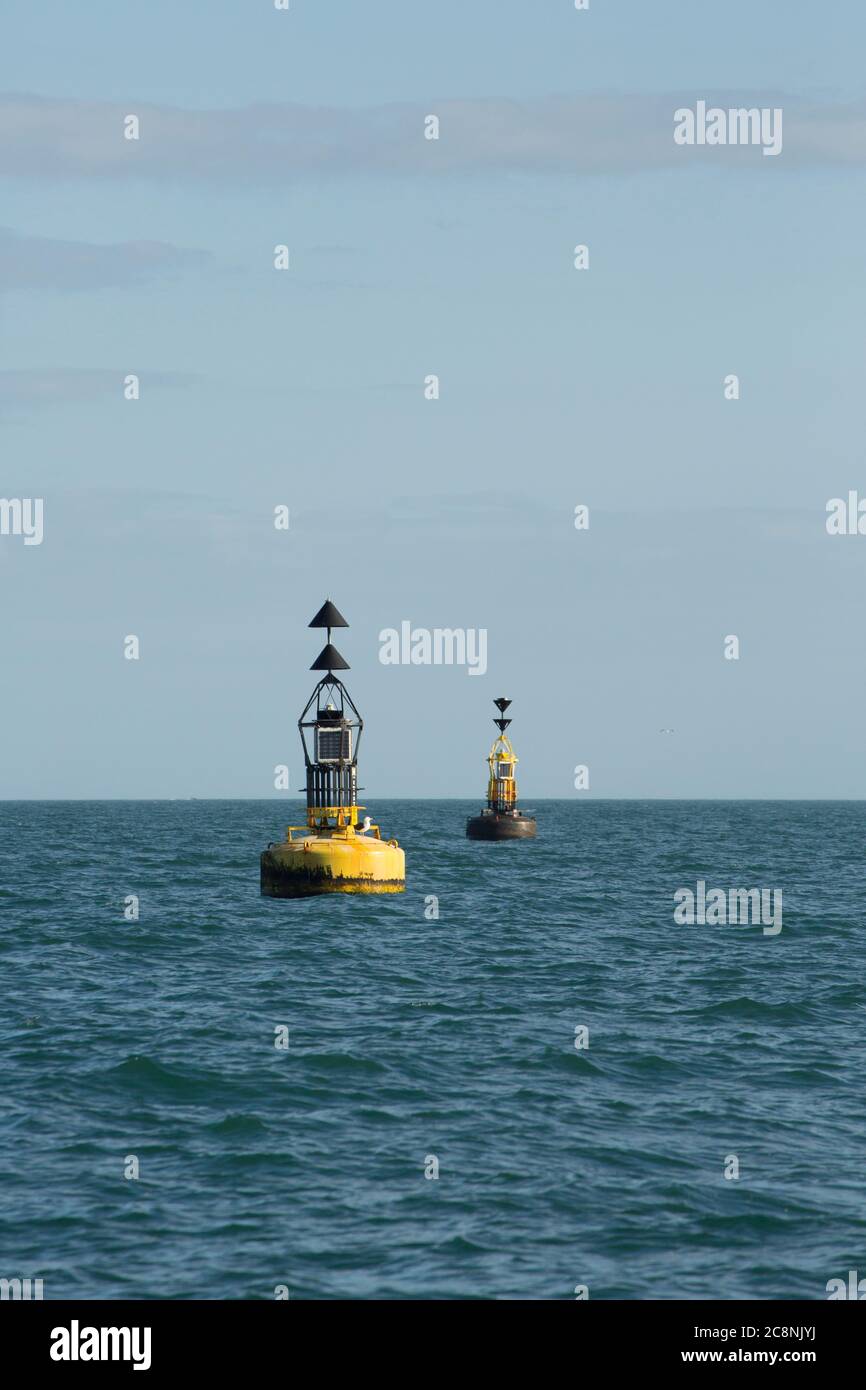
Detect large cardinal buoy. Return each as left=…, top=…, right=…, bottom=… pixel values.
left=261, top=600, right=406, bottom=897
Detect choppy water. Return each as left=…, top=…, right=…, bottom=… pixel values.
left=1, top=799, right=864, bottom=1299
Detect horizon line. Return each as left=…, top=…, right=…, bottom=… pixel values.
left=2, top=796, right=865, bottom=804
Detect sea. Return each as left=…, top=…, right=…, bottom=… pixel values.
left=1, top=799, right=864, bottom=1300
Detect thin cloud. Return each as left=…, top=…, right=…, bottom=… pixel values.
left=0, top=368, right=196, bottom=410
left=2, top=92, right=866, bottom=182
left=0, top=226, right=209, bottom=292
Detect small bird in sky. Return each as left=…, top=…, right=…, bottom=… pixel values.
left=659, top=728, right=675, bottom=734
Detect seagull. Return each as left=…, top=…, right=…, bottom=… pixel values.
left=659, top=728, right=675, bottom=734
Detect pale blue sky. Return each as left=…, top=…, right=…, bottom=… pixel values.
left=2, top=1, right=865, bottom=797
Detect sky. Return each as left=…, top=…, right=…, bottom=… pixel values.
left=2, top=0, right=866, bottom=798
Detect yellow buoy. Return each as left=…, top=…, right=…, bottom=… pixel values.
left=260, top=600, right=405, bottom=897
left=466, top=697, right=537, bottom=840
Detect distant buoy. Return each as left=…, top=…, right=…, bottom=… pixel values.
left=466, top=697, right=537, bottom=840
left=260, top=600, right=406, bottom=897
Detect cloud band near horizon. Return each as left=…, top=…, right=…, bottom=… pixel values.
left=2, top=92, right=866, bottom=181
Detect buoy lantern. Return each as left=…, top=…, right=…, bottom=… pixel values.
left=261, top=601, right=406, bottom=897
left=466, top=698, right=537, bottom=840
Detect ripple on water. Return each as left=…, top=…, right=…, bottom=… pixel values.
left=1, top=798, right=864, bottom=1299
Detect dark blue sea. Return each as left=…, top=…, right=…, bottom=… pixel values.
left=1, top=800, right=864, bottom=1300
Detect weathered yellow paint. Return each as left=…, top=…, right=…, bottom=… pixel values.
left=261, top=821, right=405, bottom=898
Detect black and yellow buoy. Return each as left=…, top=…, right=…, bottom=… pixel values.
left=260, top=600, right=406, bottom=897
left=466, top=698, right=537, bottom=840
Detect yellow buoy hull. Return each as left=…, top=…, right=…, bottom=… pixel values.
left=261, top=827, right=405, bottom=898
